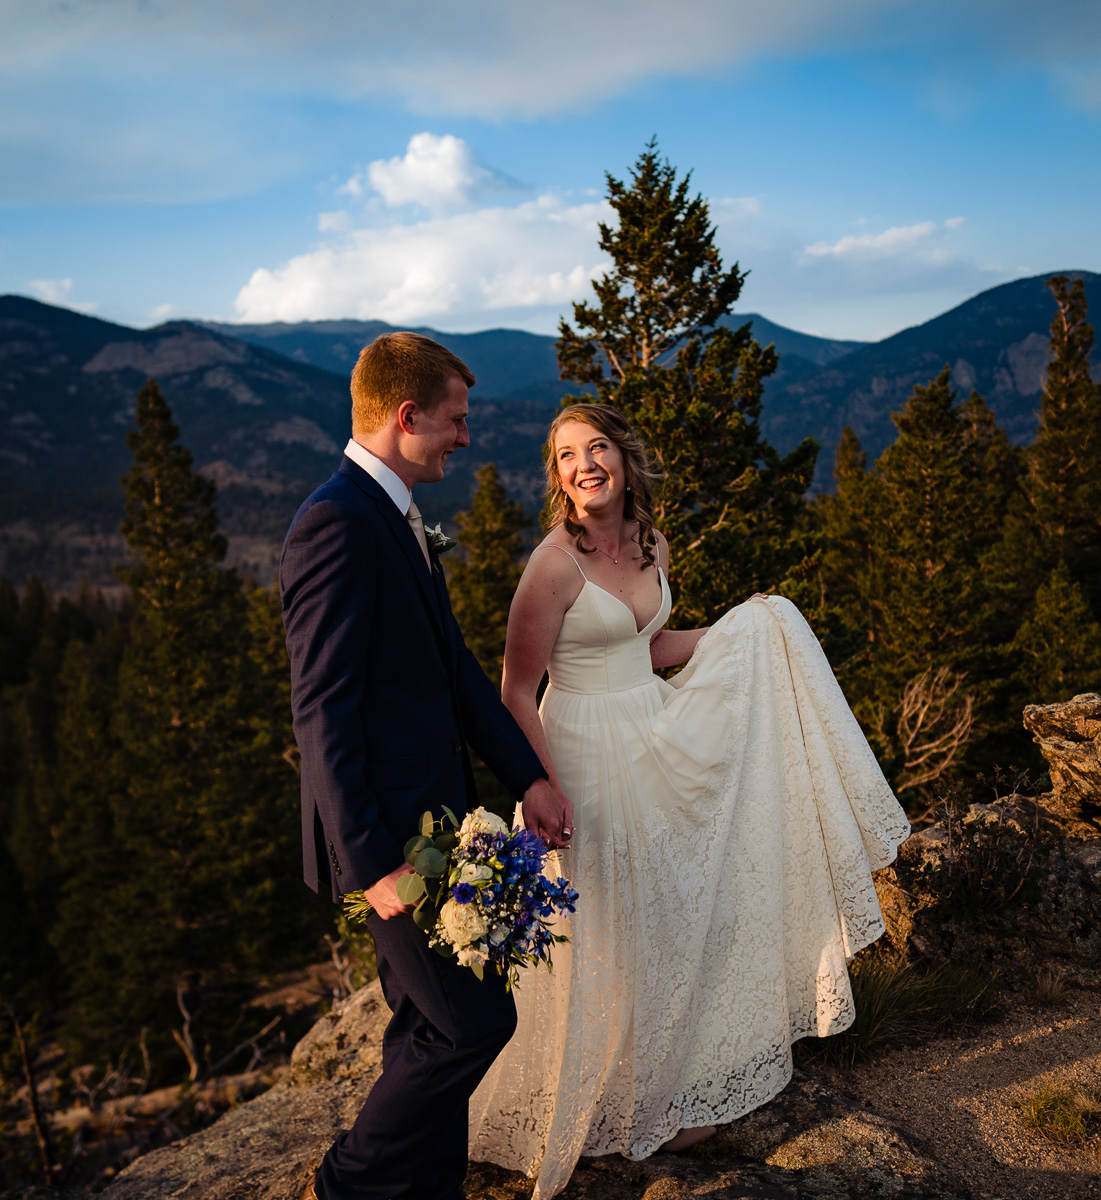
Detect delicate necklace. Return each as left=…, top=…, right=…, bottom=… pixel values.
left=593, top=544, right=620, bottom=565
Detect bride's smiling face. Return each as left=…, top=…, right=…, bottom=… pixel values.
left=554, top=420, right=627, bottom=519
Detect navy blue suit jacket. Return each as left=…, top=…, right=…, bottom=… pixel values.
left=280, top=456, right=546, bottom=899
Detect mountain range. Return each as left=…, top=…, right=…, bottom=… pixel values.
left=1, top=270, right=1096, bottom=595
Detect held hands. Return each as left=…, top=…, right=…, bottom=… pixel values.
left=521, top=777, right=575, bottom=850
left=363, top=861, right=416, bottom=920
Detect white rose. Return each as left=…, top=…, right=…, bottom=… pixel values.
left=457, top=945, right=489, bottom=967
left=459, top=807, right=510, bottom=840
left=460, top=862, right=494, bottom=884
left=440, top=898, right=488, bottom=947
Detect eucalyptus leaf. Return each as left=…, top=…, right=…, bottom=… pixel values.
left=420, top=810, right=435, bottom=837
left=470, top=962, right=484, bottom=981
left=415, top=846, right=447, bottom=877
left=441, top=804, right=458, bottom=828
left=413, top=902, right=438, bottom=932
left=396, top=873, right=426, bottom=905
left=434, top=832, right=458, bottom=853
left=404, top=834, right=432, bottom=864
left=433, top=941, right=456, bottom=958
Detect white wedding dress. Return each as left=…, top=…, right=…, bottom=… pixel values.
left=468, top=550, right=910, bottom=1198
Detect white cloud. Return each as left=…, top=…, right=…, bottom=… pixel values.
left=3, top=1, right=1099, bottom=204
left=7, top=0, right=1098, bottom=126
left=233, top=193, right=612, bottom=328
left=719, top=212, right=1006, bottom=338
left=359, top=133, right=517, bottom=211
left=713, top=196, right=763, bottom=220
left=802, top=219, right=976, bottom=268
left=27, top=277, right=97, bottom=312
left=318, top=210, right=354, bottom=233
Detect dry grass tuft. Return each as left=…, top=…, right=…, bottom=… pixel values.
left=1016, top=1083, right=1100, bottom=1144
left=1034, top=965, right=1067, bottom=1006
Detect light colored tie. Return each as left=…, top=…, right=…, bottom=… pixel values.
left=406, top=499, right=432, bottom=570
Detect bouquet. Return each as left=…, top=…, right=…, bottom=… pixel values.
left=344, top=806, right=578, bottom=988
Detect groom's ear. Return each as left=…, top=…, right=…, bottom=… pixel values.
left=396, top=401, right=418, bottom=435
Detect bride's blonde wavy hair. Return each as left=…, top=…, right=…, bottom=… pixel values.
left=543, top=403, right=662, bottom=571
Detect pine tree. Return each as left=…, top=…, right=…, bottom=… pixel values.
left=557, top=141, right=818, bottom=625
left=1, top=579, right=108, bottom=1014
left=1027, top=275, right=1101, bottom=617
left=53, top=381, right=317, bottom=1067
left=819, top=370, right=1023, bottom=791
left=447, top=464, right=531, bottom=687
left=1011, top=562, right=1101, bottom=703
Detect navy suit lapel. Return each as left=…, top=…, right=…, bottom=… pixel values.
left=431, top=557, right=457, bottom=658
left=338, top=458, right=446, bottom=636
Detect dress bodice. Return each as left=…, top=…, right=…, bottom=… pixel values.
left=545, top=565, right=671, bottom=695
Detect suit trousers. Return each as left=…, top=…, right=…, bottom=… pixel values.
left=316, top=911, right=517, bottom=1200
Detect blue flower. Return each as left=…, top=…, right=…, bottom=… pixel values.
left=452, top=882, right=476, bottom=904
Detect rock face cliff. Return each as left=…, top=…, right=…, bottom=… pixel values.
left=102, top=982, right=963, bottom=1200
left=1024, top=692, right=1101, bottom=823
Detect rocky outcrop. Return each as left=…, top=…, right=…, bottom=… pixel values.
left=1023, top=692, right=1101, bottom=822
left=874, top=780, right=1101, bottom=977
left=100, top=984, right=966, bottom=1200
left=101, top=983, right=390, bottom=1200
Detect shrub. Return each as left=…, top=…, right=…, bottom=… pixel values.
left=895, top=768, right=1059, bottom=927
left=800, top=951, right=998, bottom=1067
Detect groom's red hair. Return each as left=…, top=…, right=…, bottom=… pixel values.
left=351, top=332, right=475, bottom=434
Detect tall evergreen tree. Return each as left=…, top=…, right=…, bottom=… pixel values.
left=1027, top=275, right=1101, bottom=617
left=556, top=141, right=818, bottom=625
left=1011, top=562, right=1101, bottom=703
left=819, top=370, right=1022, bottom=791
left=447, top=464, right=531, bottom=686
left=53, top=381, right=316, bottom=1067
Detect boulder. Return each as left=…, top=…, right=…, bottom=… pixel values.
left=1023, top=692, right=1101, bottom=821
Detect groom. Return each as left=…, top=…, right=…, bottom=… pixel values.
left=281, top=332, right=572, bottom=1200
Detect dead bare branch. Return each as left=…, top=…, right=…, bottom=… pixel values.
left=894, top=666, right=976, bottom=791
left=4, top=1003, right=54, bottom=1181
left=173, top=984, right=200, bottom=1083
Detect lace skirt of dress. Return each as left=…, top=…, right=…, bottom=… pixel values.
left=468, top=597, right=910, bottom=1199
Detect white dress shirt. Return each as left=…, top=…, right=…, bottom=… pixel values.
left=344, top=438, right=411, bottom=515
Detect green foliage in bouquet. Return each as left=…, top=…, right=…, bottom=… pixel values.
left=344, top=807, right=461, bottom=945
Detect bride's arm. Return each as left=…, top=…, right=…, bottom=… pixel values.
left=501, top=549, right=580, bottom=794
left=648, top=531, right=710, bottom=669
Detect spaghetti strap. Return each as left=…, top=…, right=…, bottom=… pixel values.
left=529, top=542, right=588, bottom=581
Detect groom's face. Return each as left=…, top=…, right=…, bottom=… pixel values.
left=404, top=374, right=470, bottom=483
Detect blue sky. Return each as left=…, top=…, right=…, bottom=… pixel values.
left=2, top=0, right=1099, bottom=340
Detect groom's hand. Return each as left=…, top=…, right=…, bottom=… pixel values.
left=522, top=778, right=575, bottom=850
left=364, top=862, right=416, bottom=920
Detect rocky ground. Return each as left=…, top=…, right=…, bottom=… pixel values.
left=76, top=967, right=1096, bottom=1200
left=5, top=695, right=1098, bottom=1200
left=96, top=979, right=970, bottom=1200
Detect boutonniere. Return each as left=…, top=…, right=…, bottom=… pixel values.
left=424, top=522, right=458, bottom=556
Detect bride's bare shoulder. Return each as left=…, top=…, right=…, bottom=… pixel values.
left=519, top=534, right=587, bottom=604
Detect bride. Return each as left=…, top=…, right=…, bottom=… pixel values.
left=468, top=403, right=910, bottom=1198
